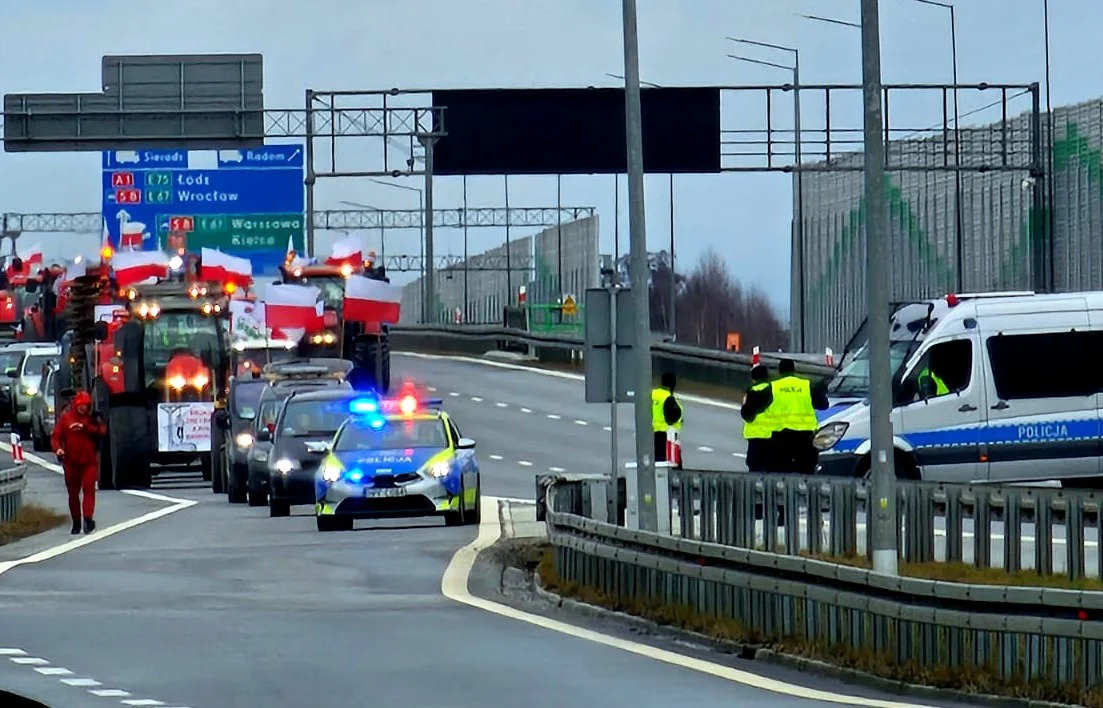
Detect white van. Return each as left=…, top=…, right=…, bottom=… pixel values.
left=814, top=291, right=1103, bottom=485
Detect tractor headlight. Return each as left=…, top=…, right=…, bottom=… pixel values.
left=167, top=375, right=187, bottom=390
left=21, top=385, right=37, bottom=397
left=234, top=432, right=254, bottom=449
left=274, top=458, right=298, bottom=475
left=192, top=373, right=209, bottom=389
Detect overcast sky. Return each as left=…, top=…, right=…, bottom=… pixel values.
left=1, top=0, right=1099, bottom=317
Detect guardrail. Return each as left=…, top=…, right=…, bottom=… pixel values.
left=389, top=324, right=837, bottom=392
left=544, top=474, right=1103, bottom=700
left=0, top=465, right=26, bottom=524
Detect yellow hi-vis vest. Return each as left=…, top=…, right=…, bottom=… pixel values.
left=742, top=382, right=775, bottom=439
left=770, top=375, right=819, bottom=431
left=651, top=387, right=684, bottom=432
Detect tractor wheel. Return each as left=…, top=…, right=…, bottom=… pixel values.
left=109, top=404, right=153, bottom=489
left=92, top=379, right=115, bottom=491
left=352, top=337, right=391, bottom=394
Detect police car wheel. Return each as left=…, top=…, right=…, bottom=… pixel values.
left=248, top=490, right=268, bottom=507
left=466, top=482, right=481, bottom=526
left=317, top=515, right=352, bottom=532
left=269, top=500, right=291, bottom=518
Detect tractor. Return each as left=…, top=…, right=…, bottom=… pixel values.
left=278, top=254, right=391, bottom=392
left=57, top=264, right=233, bottom=489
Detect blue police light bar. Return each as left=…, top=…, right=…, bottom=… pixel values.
left=349, top=396, right=381, bottom=415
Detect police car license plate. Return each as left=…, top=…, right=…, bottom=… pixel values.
left=364, top=487, right=406, bottom=498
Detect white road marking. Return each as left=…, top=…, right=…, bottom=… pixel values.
left=0, top=648, right=26, bottom=656
left=35, top=666, right=73, bottom=675
left=520, top=407, right=532, bottom=413
left=442, top=497, right=941, bottom=708
left=122, top=700, right=165, bottom=706
left=603, top=426, right=612, bottom=432
left=397, top=351, right=742, bottom=411
left=449, top=391, right=460, bottom=397
left=10, top=657, right=48, bottom=665
left=0, top=445, right=196, bottom=578
left=549, top=466, right=566, bottom=473
left=518, top=461, right=533, bottom=467
left=489, top=454, right=504, bottom=461
left=496, top=402, right=508, bottom=408
left=61, top=678, right=102, bottom=687
left=697, top=446, right=714, bottom=453
left=471, top=396, right=484, bottom=402
left=732, top=452, right=747, bottom=458
left=574, top=420, right=588, bottom=426
left=426, top=386, right=437, bottom=392
left=547, top=414, right=561, bottom=420
left=90, top=689, right=131, bottom=697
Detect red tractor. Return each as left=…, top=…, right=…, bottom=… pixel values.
left=279, top=253, right=391, bottom=392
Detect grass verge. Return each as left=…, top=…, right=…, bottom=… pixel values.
left=0, top=503, right=68, bottom=546
left=803, top=551, right=1103, bottom=590
left=531, top=544, right=1103, bottom=706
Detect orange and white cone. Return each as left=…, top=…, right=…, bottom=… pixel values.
left=665, top=429, right=682, bottom=469
left=10, top=432, right=24, bottom=464
left=825, top=347, right=835, bottom=366
left=751, top=346, right=761, bottom=367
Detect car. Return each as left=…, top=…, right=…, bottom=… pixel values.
left=10, top=344, right=59, bottom=438
left=246, top=373, right=352, bottom=507
left=28, top=360, right=58, bottom=451
left=266, top=387, right=363, bottom=517
left=314, top=392, right=481, bottom=531
left=217, top=375, right=270, bottom=503
left=0, top=344, right=32, bottom=428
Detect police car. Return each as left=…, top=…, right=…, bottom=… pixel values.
left=314, top=392, right=480, bottom=531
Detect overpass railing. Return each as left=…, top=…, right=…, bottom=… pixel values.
left=389, top=324, right=837, bottom=391
left=543, top=473, right=1103, bottom=697
left=0, top=465, right=26, bottom=523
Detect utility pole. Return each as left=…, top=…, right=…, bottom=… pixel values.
left=621, top=0, right=658, bottom=531
left=418, top=134, right=438, bottom=324
left=860, top=0, right=899, bottom=575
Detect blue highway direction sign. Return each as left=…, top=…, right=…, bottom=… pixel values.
left=100, top=145, right=305, bottom=271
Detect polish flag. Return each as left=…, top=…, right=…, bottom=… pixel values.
left=325, top=235, right=362, bottom=267
left=113, top=250, right=169, bottom=288
left=344, top=274, right=401, bottom=324
left=119, top=222, right=146, bottom=249
left=6, top=244, right=43, bottom=279
left=263, top=283, right=322, bottom=337
left=199, top=248, right=252, bottom=287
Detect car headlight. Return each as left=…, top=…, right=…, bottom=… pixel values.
left=274, top=458, right=298, bottom=474
left=234, top=432, right=254, bottom=449
left=22, top=385, right=37, bottom=397
left=319, top=460, right=342, bottom=483
left=425, top=460, right=452, bottom=478
left=813, top=422, right=849, bottom=451
left=251, top=447, right=269, bottom=462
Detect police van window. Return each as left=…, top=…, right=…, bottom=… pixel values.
left=907, top=339, right=972, bottom=400
left=986, top=331, right=1103, bottom=399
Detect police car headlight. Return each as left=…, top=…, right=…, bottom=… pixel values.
left=319, top=460, right=342, bottom=483
left=813, top=422, right=849, bottom=451
left=425, top=461, right=452, bottom=478
left=274, top=458, right=298, bottom=475
left=21, top=385, right=36, bottom=397
left=234, top=432, right=254, bottom=449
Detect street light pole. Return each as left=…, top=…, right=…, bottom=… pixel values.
left=859, top=0, right=899, bottom=575
left=620, top=0, right=658, bottom=532
left=367, top=177, right=426, bottom=311
left=726, top=37, right=804, bottom=353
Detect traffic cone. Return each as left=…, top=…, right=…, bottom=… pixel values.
left=751, top=346, right=761, bottom=367
left=10, top=432, right=24, bottom=464
left=825, top=347, right=835, bottom=366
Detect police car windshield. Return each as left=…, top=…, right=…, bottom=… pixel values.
left=280, top=398, right=353, bottom=437
left=335, top=418, right=449, bottom=451
left=233, top=380, right=267, bottom=417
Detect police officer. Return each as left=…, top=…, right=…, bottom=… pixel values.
left=651, top=372, right=683, bottom=463
left=916, top=361, right=949, bottom=398
left=740, top=364, right=777, bottom=472
left=770, top=359, right=829, bottom=473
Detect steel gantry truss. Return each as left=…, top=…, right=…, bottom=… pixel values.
left=0, top=207, right=595, bottom=234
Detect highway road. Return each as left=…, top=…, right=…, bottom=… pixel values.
left=0, top=353, right=975, bottom=708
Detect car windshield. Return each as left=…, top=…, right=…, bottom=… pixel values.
left=21, top=353, right=55, bottom=376
left=827, top=341, right=916, bottom=396
left=299, top=276, right=344, bottom=310
left=334, top=418, right=450, bottom=451
left=233, top=381, right=267, bottom=418
left=143, top=311, right=226, bottom=386
left=0, top=350, right=21, bottom=376
left=280, top=397, right=354, bottom=437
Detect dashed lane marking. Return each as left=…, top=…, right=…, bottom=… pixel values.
left=495, top=402, right=508, bottom=408
left=0, top=648, right=25, bottom=656
left=471, top=396, right=484, bottom=402
left=603, top=426, right=612, bottom=431
left=489, top=454, right=504, bottom=460
left=61, top=678, right=102, bottom=687
left=122, top=700, right=166, bottom=706
left=449, top=391, right=460, bottom=397
left=10, top=657, right=48, bottom=665
left=520, top=407, right=532, bottom=413
left=90, top=689, right=131, bottom=697
left=35, top=667, right=73, bottom=676
left=574, top=420, right=588, bottom=426
left=547, top=414, right=561, bottom=420
left=518, top=461, right=533, bottom=467
left=426, top=386, right=437, bottom=392
left=697, top=446, right=714, bottom=453
left=549, top=466, right=565, bottom=473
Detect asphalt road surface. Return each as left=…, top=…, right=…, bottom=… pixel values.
left=0, top=353, right=977, bottom=708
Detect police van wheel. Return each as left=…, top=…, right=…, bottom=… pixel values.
left=248, top=490, right=268, bottom=507
left=269, top=499, right=291, bottom=518
left=857, top=450, right=919, bottom=481
left=317, top=516, right=352, bottom=532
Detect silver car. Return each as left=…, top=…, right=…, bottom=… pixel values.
left=12, top=345, right=59, bottom=438
left=28, top=362, right=58, bottom=451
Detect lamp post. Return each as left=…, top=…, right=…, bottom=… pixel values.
left=337, top=200, right=385, bottom=260
left=605, top=72, right=677, bottom=339
left=725, top=37, right=806, bottom=353
left=1042, top=0, right=1054, bottom=290
left=366, top=178, right=427, bottom=320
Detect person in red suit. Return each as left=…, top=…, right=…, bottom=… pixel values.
left=51, top=391, right=107, bottom=534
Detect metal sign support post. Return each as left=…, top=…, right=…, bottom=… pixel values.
left=608, top=283, right=619, bottom=517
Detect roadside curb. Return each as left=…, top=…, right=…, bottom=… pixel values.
left=491, top=552, right=1073, bottom=708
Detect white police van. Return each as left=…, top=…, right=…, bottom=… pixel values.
left=815, top=291, right=1103, bottom=485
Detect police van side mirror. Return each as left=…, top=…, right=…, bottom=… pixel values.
left=92, top=321, right=109, bottom=341
left=457, top=437, right=476, bottom=449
